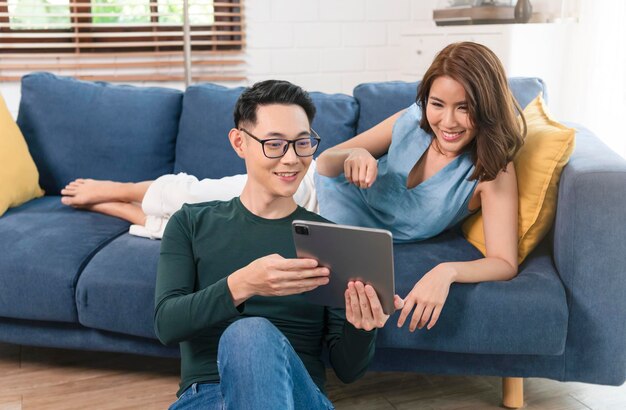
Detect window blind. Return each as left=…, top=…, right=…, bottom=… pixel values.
left=0, top=0, right=245, bottom=82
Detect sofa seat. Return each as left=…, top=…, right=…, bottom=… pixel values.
left=73, top=225, right=568, bottom=359
left=76, top=233, right=161, bottom=339
left=0, top=197, right=129, bottom=322
left=376, top=231, right=568, bottom=356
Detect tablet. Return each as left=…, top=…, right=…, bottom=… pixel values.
left=292, top=220, right=395, bottom=314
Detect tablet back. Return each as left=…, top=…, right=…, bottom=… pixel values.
left=292, top=220, right=395, bottom=314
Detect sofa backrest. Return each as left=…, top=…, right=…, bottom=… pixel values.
left=173, top=83, right=359, bottom=179
left=17, top=72, right=183, bottom=195
left=353, top=77, right=547, bottom=134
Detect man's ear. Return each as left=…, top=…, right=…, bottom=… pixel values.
left=228, top=128, right=246, bottom=159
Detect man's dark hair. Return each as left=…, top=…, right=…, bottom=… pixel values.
left=233, top=80, right=316, bottom=128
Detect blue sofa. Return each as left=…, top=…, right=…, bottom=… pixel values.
left=1, top=73, right=625, bottom=395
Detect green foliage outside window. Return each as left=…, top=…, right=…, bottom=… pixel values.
left=8, top=0, right=70, bottom=29
left=7, top=0, right=214, bottom=28
left=157, top=0, right=214, bottom=25
left=92, top=0, right=149, bottom=24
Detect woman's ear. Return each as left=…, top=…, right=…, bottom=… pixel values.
left=228, top=128, right=246, bottom=159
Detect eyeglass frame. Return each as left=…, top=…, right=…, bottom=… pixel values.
left=239, top=127, right=321, bottom=159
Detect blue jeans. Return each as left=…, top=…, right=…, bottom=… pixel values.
left=169, top=317, right=335, bottom=410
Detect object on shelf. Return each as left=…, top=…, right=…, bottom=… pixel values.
left=434, top=0, right=516, bottom=26
left=514, top=0, right=533, bottom=23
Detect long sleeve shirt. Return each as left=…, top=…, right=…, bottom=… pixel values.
left=154, top=197, right=377, bottom=397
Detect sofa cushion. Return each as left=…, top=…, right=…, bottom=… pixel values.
left=76, top=233, right=161, bottom=339
left=308, top=91, right=359, bottom=155
left=353, top=77, right=546, bottom=134
left=0, top=197, right=129, bottom=323
left=173, top=83, right=244, bottom=178
left=0, top=93, right=44, bottom=216
left=0, top=317, right=179, bottom=358
left=462, top=94, right=576, bottom=264
left=377, top=230, right=568, bottom=355
left=17, top=72, right=183, bottom=195
left=174, top=83, right=358, bottom=179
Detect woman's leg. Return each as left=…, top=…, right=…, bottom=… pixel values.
left=62, top=160, right=317, bottom=216
left=144, top=159, right=318, bottom=218
left=61, top=179, right=153, bottom=206
left=83, top=202, right=147, bottom=225
left=62, top=160, right=318, bottom=235
left=217, top=317, right=334, bottom=410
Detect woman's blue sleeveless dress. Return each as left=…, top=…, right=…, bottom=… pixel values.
left=315, top=103, right=478, bottom=243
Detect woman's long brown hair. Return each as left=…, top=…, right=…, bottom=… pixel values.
left=416, top=42, right=526, bottom=182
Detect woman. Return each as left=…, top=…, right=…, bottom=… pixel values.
left=315, top=41, right=525, bottom=332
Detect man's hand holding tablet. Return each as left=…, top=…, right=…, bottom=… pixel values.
left=344, top=280, right=404, bottom=331
left=292, top=220, right=403, bottom=329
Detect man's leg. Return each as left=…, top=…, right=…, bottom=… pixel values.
left=168, top=382, right=223, bottom=410
left=61, top=179, right=152, bottom=206
left=218, top=317, right=334, bottom=410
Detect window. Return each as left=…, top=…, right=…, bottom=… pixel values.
left=0, top=0, right=244, bottom=82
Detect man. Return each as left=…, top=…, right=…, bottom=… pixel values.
left=154, top=80, right=403, bottom=409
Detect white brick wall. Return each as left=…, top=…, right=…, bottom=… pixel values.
left=295, top=23, right=343, bottom=48
left=342, top=22, right=387, bottom=47
left=319, top=48, right=365, bottom=73
left=246, top=0, right=438, bottom=96
left=271, top=0, right=319, bottom=22
left=247, top=22, right=295, bottom=48
left=270, top=49, right=320, bottom=74
left=366, top=0, right=411, bottom=21
left=319, top=0, right=366, bottom=22
left=0, top=83, right=21, bottom=119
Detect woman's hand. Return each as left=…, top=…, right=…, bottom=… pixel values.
left=345, top=281, right=404, bottom=331
left=397, top=264, right=456, bottom=331
left=344, top=148, right=378, bottom=189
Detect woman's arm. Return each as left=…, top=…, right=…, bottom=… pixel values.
left=397, top=162, right=519, bottom=331
left=446, top=161, right=519, bottom=282
left=315, top=110, right=404, bottom=179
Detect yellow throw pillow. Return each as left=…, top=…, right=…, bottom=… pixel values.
left=0, top=93, right=44, bottom=216
left=462, top=93, right=575, bottom=264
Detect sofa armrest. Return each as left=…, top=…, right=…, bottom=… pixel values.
left=553, top=124, right=626, bottom=385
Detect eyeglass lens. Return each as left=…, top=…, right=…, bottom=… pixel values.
left=264, top=138, right=319, bottom=158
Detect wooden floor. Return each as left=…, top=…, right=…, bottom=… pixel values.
left=1, top=343, right=625, bottom=410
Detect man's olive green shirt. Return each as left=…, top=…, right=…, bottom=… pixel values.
left=154, top=198, right=377, bottom=397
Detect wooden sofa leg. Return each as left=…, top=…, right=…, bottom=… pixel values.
left=502, top=377, right=524, bottom=408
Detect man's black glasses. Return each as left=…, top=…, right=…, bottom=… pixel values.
left=240, top=128, right=321, bottom=159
